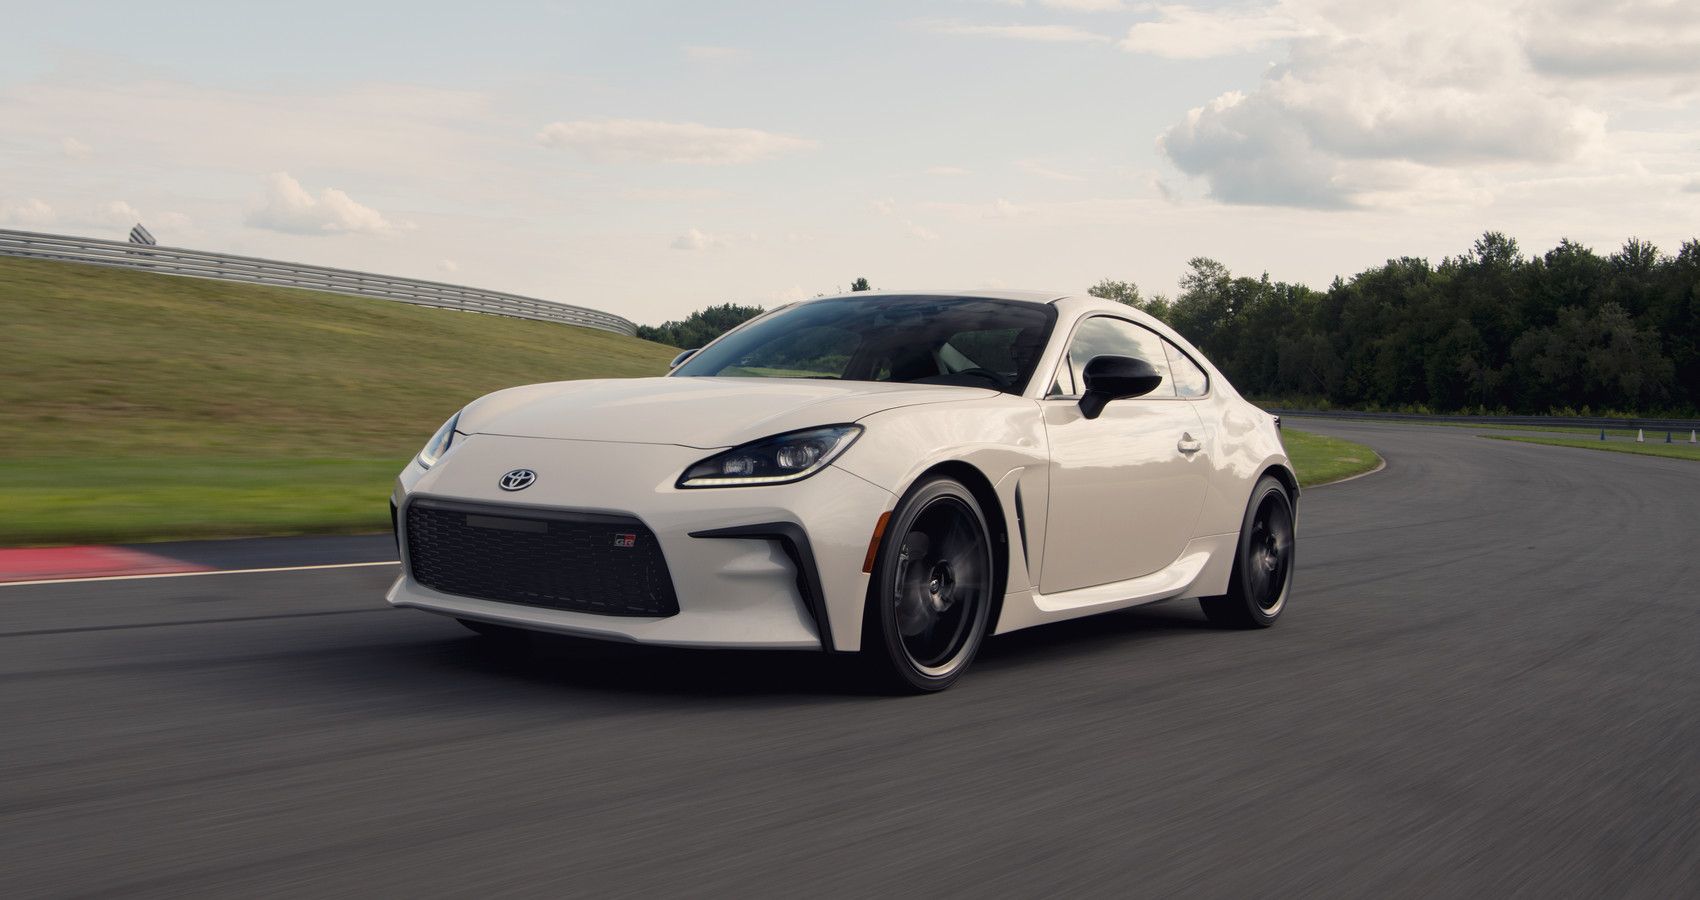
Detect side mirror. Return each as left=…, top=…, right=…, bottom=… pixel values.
left=1079, top=355, right=1163, bottom=419
left=669, top=348, right=699, bottom=370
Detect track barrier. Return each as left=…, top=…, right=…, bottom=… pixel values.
left=0, top=228, right=638, bottom=335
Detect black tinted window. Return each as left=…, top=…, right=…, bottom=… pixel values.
left=716, top=325, right=857, bottom=378
left=674, top=296, right=1056, bottom=394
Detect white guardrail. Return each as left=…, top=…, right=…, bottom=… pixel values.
left=0, top=228, right=637, bottom=336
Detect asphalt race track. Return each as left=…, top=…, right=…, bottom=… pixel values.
left=4, top=420, right=1698, bottom=897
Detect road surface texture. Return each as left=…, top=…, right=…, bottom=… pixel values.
left=3, top=420, right=1697, bottom=897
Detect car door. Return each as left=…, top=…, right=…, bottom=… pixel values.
left=1039, top=315, right=1209, bottom=595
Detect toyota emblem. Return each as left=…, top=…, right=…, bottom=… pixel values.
left=498, top=468, right=537, bottom=491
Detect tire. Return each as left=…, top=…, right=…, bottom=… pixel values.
left=1200, top=475, right=1296, bottom=629
left=456, top=618, right=530, bottom=643
left=859, top=475, right=997, bottom=693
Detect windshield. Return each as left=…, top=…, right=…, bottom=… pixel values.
left=671, top=295, right=1056, bottom=394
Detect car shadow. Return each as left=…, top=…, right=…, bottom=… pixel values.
left=435, top=629, right=874, bottom=700
left=974, top=599, right=1218, bottom=671
left=399, top=599, right=1221, bottom=700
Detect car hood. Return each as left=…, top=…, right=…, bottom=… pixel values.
left=457, top=377, right=998, bottom=449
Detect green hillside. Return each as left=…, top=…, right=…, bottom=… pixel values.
left=0, top=256, right=674, bottom=544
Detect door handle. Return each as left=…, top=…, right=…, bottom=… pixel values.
left=1177, top=434, right=1201, bottom=455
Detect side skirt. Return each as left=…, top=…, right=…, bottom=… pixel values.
left=992, top=532, right=1238, bottom=634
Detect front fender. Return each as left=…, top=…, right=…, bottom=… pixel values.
left=835, top=397, right=1050, bottom=598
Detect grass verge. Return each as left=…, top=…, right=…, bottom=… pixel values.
left=1277, top=414, right=1697, bottom=439
left=1, top=256, right=676, bottom=545
left=0, top=458, right=401, bottom=545
left=1483, top=435, right=1700, bottom=462
left=1283, top=429, right=1382, bottom=487
left=0, top=256, right=676, bottom=459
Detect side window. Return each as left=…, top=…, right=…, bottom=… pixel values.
left=1163, top=340, right=1209, bottom=398
left=1049, top=355, right=1076, bottom=397
left=1065, top=317, right=1176, bottom=398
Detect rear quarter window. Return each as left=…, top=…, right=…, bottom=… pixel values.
left=1163, top=341, right=1209, bottom=398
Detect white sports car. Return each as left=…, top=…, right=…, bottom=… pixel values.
left=387, top=290, right=1296, bottom=691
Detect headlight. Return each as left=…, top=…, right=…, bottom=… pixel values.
left=416, top=412, right=462, bottom=469
left=677, top=425, right=862, bottom=488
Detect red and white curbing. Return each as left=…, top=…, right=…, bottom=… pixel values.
left=0, top=545, right=212, bottom=584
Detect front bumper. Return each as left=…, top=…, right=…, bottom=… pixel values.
left=385, top=433, right=894, bottom=650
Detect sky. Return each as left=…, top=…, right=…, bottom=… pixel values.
left=2, top=0, right=1697, bottom=325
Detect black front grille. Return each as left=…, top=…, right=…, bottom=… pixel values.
left=405, top=499, right=679, bottom=617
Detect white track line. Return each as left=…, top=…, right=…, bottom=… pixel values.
left=1307, top=453, right=1388, bottom=488
left=0, top=560, right=399, bottom=589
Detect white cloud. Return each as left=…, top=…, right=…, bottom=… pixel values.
left=622, top=187, right=731, bottom=202
left=684, top=45, right=747, bottom=63
left=992, top=198, right=1026, bottom=217
left=1017, top=160, right=1084, bottom=181
left=537, top=119, right=817, bottom=165
left=0, top=198, right=55, bottom=228
left=979, top=0, right=1131, bottom=10
left=1157, top=1, right=1614, bottom=208
left=245, top=171, right=401, bottom=235
left=1040, top=0, right=1129, bottom=10
left=3, top=79, right=502, bottom=185
left=670, top=228, right=728, bottom=251
left=870, top=197, right=897, bottom=216
left=904, top=220, right=940, bottom=241
left=95, top=199, right=144, bottom=227
left=926, top=165, right=971, bottom=176
left=60, top=137, right=92, bottom=159
left=1524, top=0, right=1700, bottom=82
left=438, top=259, right=459, bottom=273
left=1120, top=3, right=1309, bottom=59
left=931, top=22, right=1111, bottom=43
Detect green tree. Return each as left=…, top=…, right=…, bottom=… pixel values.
left=1088, top=278, right=1172, bottom=321
left=636, top=303, right=765, bottom=348
left=850, top=277, right=871, bottom=292
left=1151, top=232, right=1700, bottom=415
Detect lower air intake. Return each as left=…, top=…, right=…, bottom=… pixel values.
left=405, top=498, right=679, bottom=617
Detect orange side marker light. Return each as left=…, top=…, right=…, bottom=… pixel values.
left=861, top=511, right=892, bottom=573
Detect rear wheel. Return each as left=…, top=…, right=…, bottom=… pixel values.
left=1201, top=475, right=1295, bottom=628
left=860, top=476, right=996, bottom=693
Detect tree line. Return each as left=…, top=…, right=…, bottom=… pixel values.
left=638, top=239, right=1700, bottom=415
left=1092, top=233, right=1700, bottom=415
left=634, top=277, right=870, bottom=348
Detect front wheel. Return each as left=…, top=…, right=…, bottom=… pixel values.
left=1200, top=475, right=1296, bottom=628
left=860, top=476, right=996, bottom=693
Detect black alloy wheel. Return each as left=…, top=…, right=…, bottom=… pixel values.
left=1201, top=475, right=1296, bottom=628
left=862, top=476, right=996, bottom=692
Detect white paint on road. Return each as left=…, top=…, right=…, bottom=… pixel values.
left=0, top=560, right=400, bottom=589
